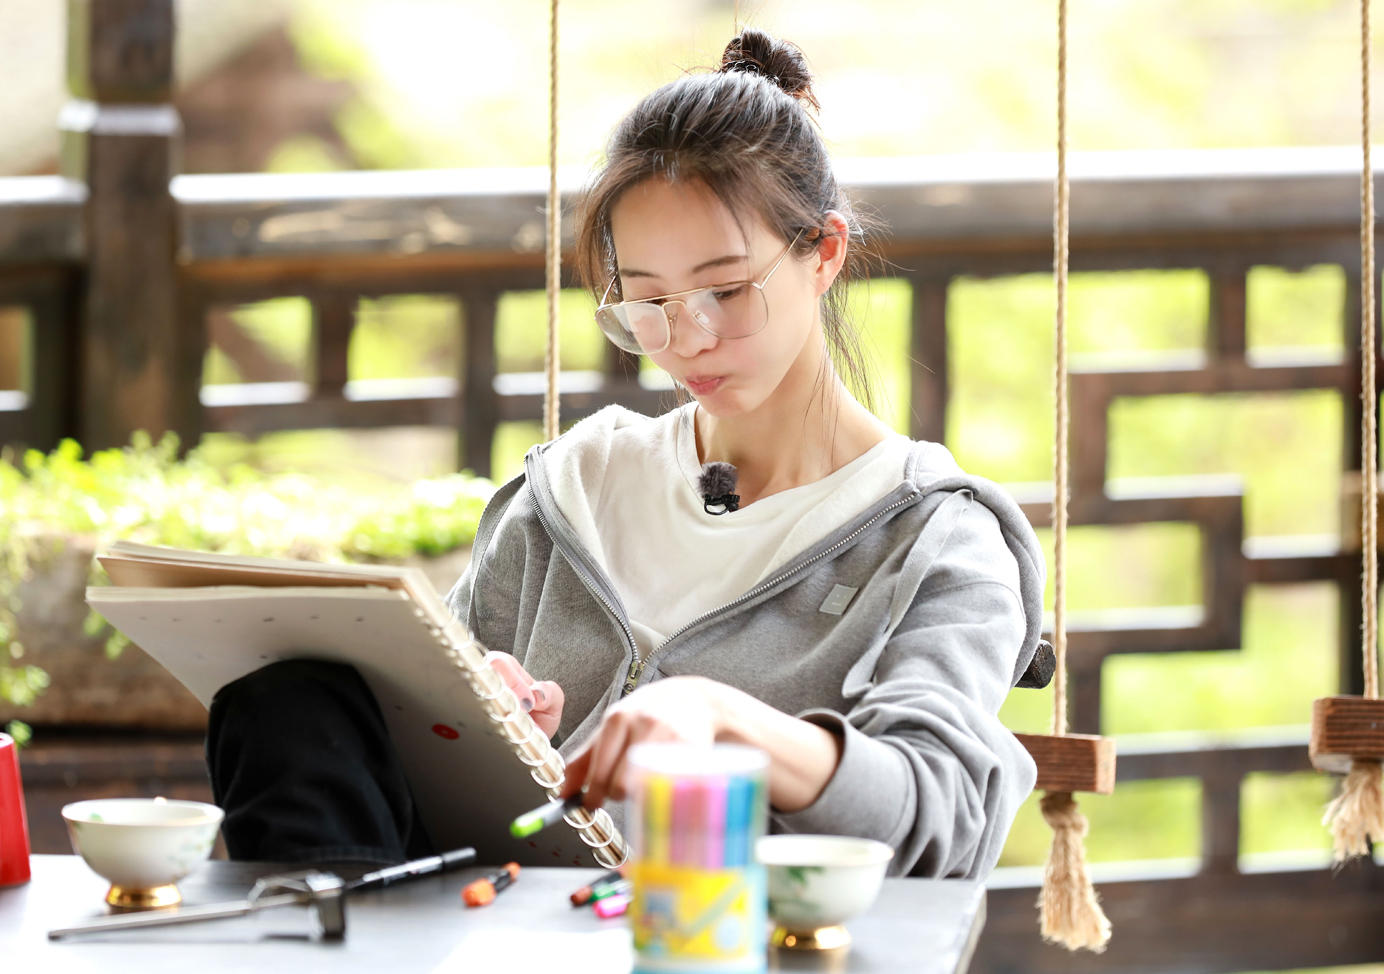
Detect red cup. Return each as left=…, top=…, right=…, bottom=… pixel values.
left=0, top=732, right=31, bottom=886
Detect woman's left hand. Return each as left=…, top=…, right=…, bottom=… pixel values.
left=559, top=676, right=725, bottom=809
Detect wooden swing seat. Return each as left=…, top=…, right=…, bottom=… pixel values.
left=1309, top=695, right=1384, bottom=774
left=1015, top=732, right=1116, bottom=795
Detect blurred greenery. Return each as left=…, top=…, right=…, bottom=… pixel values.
left=352, top=294, right=461, bottom=381
left=3, top=719, right=31, bottom=747
left=0, top=434, right=485, bottom=563
left=274, top=0, right=1384, bottom=171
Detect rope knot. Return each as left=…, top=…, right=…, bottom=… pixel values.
left=1040, top=790, right=1088, bottom=836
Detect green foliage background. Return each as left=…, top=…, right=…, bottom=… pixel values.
left=0, top=434, right=494, bottom=741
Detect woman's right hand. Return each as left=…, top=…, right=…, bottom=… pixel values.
left=484, top=651, right=565, bottom=738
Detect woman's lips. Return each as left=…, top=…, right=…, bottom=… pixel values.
left=683, top=375, right=724, bottom=395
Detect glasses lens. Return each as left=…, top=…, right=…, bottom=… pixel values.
left=595, top=303, right=668, bottom=354
left=685, top=283, right=767, bottom=339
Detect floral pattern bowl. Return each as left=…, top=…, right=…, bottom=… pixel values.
left=62, top=798, right=223, bottom=909
left=756, top=834, right=894, bottom=950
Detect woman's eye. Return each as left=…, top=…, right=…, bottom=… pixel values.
left=711, top=284, right=748, bottom=301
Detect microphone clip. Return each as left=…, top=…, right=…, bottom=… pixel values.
left=698, top=461, right=741, bottom=516
left=703, top=492, right=740, bottom=516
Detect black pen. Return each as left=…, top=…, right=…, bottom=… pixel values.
left=346, top=846, right=477, bottom=892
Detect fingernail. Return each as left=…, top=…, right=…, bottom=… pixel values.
left=520, top=696, right=534, bottom=712
left=533, top=687, right=546, bottom=705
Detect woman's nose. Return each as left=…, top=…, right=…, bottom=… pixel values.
left=667, top=301, right=718, bottom=357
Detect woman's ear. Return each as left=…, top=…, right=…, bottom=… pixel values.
left=812, top=211, right=851, bottom=296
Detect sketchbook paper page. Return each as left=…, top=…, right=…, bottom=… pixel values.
left=99, top=540, right=425, bottom=592
left=87, top=584, right=599, bottom=868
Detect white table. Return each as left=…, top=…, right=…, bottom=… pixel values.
left=1, top=855, right=985, bottom=973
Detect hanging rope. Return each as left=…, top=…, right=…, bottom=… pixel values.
left=543, top=0, right=561, bottom=443
left=1052, top=0, right=1070, bottom=741
left=1325, top=0, right=1384, bottom=861
left=1362, top=0, right=1378, bottom=706
left=1038, top=0, right=1111, bottom=950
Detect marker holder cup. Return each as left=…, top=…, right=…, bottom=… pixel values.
left=626, top=743, right=769, bottom=974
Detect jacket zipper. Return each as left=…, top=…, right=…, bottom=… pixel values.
left=618, top=489, right=921, bottom=697
left=622, top=657, right=646, bottom=696
left=523, top=453, right=642, bottom=697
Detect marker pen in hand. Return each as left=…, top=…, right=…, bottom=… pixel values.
left=510, top=794, right=583, bottom=838
left=462, top=863, right=520, bottom=907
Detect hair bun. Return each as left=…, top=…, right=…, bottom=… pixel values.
left=720, top=29, right=819, bottom=111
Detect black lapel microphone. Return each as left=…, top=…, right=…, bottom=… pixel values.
left=699, top=461, right=740, bottom=515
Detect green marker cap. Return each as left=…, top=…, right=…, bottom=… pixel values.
left=509, top=795, right=579, bottom=838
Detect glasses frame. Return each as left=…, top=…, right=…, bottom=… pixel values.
left=595, top=230, right=805, bottom=355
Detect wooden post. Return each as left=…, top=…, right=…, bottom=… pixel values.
left=313, top=291, right=354, bottom=399
left=60, top=0, right=186, bottom=452
left=1200, top=767, right=1242, bottom=875
left=1207, top=267, right=1247, bottom=362
left=1069, top=657, right=1104, bottom=736
left=0, top=275, right=77, bottom=453
left=460, top=288, right=499, bottom=477
left=908, top=275, right=949, bottom=444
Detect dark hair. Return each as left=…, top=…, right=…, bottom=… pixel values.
left=573, top=29, right=877, bottom=410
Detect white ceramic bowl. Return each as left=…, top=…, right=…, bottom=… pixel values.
left=63, top=798, right=223, bottom=906
left=756, top=834, right=894, bottom=934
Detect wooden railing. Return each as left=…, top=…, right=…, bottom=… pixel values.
left=2, top=4, right=1382, bottom=972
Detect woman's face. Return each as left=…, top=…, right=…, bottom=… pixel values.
left=608, top=178, right=832, bottom=419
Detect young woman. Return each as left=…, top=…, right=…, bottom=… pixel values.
left=207, top=29, right=1045, bottom=880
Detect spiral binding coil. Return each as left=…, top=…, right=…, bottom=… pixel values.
left=438, top=622, right=629, bottom=868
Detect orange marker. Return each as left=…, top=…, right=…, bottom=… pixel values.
left=462, top=863, right=520, bottom=907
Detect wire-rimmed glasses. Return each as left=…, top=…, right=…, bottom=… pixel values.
left=593, top=232, right=802, bottom=355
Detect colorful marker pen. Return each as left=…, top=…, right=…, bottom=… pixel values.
left=593, top=892, right=631, bottom=919
left=462, top=863, right=520, bottom=907
left=703, top=776, right=727, bottom=869
left=588, top=878, right=632, bottom=904
left=569, top=867, right=626, bottom=907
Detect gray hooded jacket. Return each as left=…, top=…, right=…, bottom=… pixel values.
left=446, top=409, right=1044, bottom=879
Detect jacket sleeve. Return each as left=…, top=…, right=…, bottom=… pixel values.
left=771, top=499, right=1037, bottom=879
left=445, top=473, right=530, bottom=661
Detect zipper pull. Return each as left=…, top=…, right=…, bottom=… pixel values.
left=621, top=657, right=645, bottom=697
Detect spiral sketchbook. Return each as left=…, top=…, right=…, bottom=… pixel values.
left=86, top=540, right=627, bottom=869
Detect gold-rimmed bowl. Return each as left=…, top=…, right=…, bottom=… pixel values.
left=757, top=834, right=894, bottom=951
left=62, top=798, right=223, bottom=909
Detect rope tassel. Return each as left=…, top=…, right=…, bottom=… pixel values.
left=1038, top=791, right=1111, bottom=952
left=1324, top=758, right=1384, bottom=861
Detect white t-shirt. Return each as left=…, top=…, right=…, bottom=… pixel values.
left=549, top=405, right=914, bottom=659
